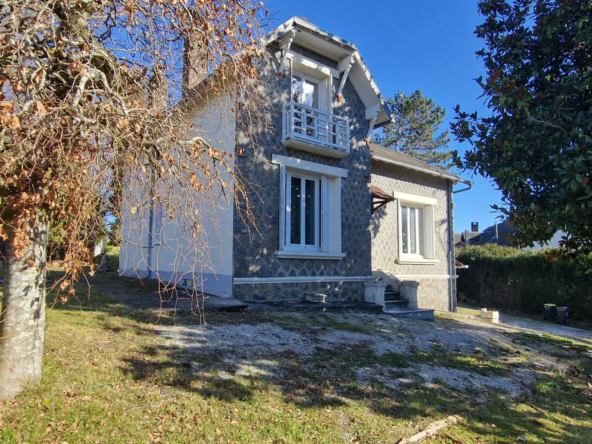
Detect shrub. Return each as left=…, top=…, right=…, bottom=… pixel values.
left=104, top=246, right=120, bottom=272
left=456, top=245, right=592, bottom=319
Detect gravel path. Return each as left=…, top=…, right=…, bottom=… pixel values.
left=154, top=312, right=563, bottom=397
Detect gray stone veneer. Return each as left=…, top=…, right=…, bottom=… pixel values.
left=232, top=43, right=372, bottom=302
left=370, top=160, right=454, bottom=311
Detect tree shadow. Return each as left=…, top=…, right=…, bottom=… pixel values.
left=45, top=275, right=592, bottom=441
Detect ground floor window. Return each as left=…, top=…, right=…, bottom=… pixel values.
left=394, top=191, right=437, bottom=262
left=287, top=173, right=320, bottom=250
left=272, top=155, right=347, bottom=259
left=401, top=205, right=424, bottom=256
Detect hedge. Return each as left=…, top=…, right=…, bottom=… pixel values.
left=456, top=244, right=592, bottom=319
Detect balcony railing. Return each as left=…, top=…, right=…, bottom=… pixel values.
left=281, top=101, right=350, bottom=158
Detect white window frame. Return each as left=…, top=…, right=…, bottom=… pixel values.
left=290, top=65, right=332, bottom=114
left=400, top=205, right=424, bottom=258
left=285, top=172, right=321, bottom=251
left=273, top=155, right=346, bottom=260
left=394, top=191, right=439, bottom=265
left=291, top=73, right=321, bottom=109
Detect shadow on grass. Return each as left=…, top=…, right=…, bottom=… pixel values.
left=45, top=272, right=592, bottom=442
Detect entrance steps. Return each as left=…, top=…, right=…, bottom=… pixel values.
left=382, top=284, right=435, bottom=320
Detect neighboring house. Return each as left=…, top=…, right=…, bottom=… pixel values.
left=464, top=222, right=516, bottom=247
left=456, top=221, right=565, bottom=250
left=120, top=17, right=471, bottom=313
left=454, top=229, right=484, bottom=248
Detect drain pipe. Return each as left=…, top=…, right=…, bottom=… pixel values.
left=146, top=170, right=155, bottom=279
left=447, top=181, right=455, bottom=312
left=449, top=179, right=472, bottom=312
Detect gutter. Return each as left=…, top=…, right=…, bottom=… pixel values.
left=453, top=182, right=473, bottom=194
left=371, top=154, right=472, bottom=185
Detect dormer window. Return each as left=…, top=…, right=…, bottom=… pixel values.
left=282, top=61, right=349, bottom=157
left=292, top=74, right=319, bottom=109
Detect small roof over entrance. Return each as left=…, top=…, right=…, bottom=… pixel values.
left=370, top=185, right=394, bottom=214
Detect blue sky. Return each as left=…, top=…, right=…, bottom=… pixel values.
left=266, top=0, right=503, bottom=233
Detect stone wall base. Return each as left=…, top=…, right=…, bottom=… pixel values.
left=232, top=281, right=366, bottom=303
left=414, top=278, right=451, bottom=311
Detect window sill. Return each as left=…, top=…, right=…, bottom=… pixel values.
left=275, top=250, right=346, bottom=260
left=396, top=258, right=439, bottom=265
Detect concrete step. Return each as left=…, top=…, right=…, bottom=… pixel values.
left=384, top=299, right=409, bottom=309
left=384, top=291, right=401, bottom=301
left=384, top=308, right=435, bottom=321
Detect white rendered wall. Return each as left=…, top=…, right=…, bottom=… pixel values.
left=120, top=95, right=236, bottom=297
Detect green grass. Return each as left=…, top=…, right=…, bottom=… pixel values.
left=1, top=272, right=592, bottom=443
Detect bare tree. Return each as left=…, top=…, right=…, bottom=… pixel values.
left=0, top=0, right=268, bottom=400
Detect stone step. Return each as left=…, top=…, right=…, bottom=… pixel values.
left=384, top=291, right=401, bottom=301
left=384, top=308, right=435, bottom=321
left=384, top=299, right=409, bottom=309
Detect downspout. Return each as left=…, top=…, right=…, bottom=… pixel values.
left=146, top=170, right=155, bottom=279
left=447, top=180, right=456, bottom=312
left=449, top=180, right=472, bottom=311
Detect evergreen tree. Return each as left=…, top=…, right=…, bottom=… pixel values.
left=379, top=91, right=451, bottom=167
left=452, top=0, right=592, bottom=252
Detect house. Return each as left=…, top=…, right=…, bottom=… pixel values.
left=454, top=224, right=483, bottom=248
left=458, top=222, right=516, bottom=247
left=120, top=17, right=471, bottom=314
left=456, top=221, right=565, bottom=250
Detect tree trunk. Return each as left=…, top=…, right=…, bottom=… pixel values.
left=0, top=220, right=48, bottom=400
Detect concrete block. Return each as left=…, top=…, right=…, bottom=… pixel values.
left=365, top=279, right=387, bottom=306
left=481, top=309, right=500, bottom=323
left=400, top=280, right=420, bottom=308
left=305, top=292, right=327, bottom=303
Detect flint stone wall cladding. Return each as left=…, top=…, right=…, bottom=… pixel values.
left=231, top=43, right=372, bottom=302
left=370, top=160, right=453, bottom=311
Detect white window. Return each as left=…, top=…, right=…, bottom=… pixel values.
left=286, top=172, right=320, bottom=250
left=401, top=205, right=424, bottom=256
left=394, top=192, right=438, bottom=264
left=291, top=74, right=319, bottom=109
left=272, top=155, right=346, bottom=260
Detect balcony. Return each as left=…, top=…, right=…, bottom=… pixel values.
left=281, top=101, right=350, bottom=158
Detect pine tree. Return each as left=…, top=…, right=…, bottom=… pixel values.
left=379, top=91, right=451, bottom=167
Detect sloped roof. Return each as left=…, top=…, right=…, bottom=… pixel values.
left=469, top=222, right=516, bottom=246
left=369, top=143, right=471, bottom=185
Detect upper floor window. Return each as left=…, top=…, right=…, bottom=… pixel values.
left=281, top=58, right=349, bottom=158
left=292, top=74, right=319, bottom=109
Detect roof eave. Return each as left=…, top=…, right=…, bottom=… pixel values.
left=370, top=154, right=472, bottom=185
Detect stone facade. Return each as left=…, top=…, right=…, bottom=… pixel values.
left=231, top=43, right=373, bottom=302
left=370, top=160, right=454, bottom=311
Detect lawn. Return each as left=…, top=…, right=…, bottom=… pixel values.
left=1, top=273, right=592, bottom=443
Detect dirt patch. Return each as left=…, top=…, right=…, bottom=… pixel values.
left=153, top=313, right=562, bottom=398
